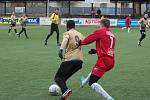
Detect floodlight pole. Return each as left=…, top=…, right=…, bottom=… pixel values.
left=4, top=1, right=6, bottom=16
left=68, top=0, right=71, bottom=17
left=47, top=0, right=49, bottom=17
left=115, top=1, right=117, bottom=17
left=24, top=1, right=26, bottom=14
left=139, top=2, right=141, bottom=17
left=91, top=3, right=94, bottom=10
left=132, top=1, right=135, bottom=17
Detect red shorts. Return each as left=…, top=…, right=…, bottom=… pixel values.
left=126, top=23, right=130, bottom=28
left=91, top=57, right=114, bottom=77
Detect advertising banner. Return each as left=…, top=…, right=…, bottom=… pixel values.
left=39, top=17, right=51, bottom=25
left=27, top=18, right=39, bottom=24
left=0, top=17, right=39, bottom=25
left=61, top=18, right=84, bottom=26
left=61, top=18, right=117, bottom=26
left=84, top=18, right=100, bottom=25
left=0, top=18, right=19, bottom=24
left=117, top=19, right=126, bottom=27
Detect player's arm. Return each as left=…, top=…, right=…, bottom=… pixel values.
left=139, top=18, right=144, bottom=24
left=50, top=13, right=57, bottom=22
left=80, top=30, right=101, bottom=45
left=58, top=32, right=69, bottom=60
left=19, top=17, right=23, bottom=23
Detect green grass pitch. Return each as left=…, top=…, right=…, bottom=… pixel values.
left=0, top=25, right=150, bottom=100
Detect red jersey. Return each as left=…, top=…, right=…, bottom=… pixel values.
left=81, top=27, right=116, bottom=59
left=126, top=16, right=131, bottom=26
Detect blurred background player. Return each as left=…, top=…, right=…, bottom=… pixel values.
left=8, top=12, right=18, bottom=35
left=54, top=20, right=84, bottom=100
left=79, top=18, right=115, bottom=100
left=44, top=8, right=60, bottom=46
left=17, top=14, right=29, bottom=39
left=138, top=13, right=149, bottom=46
left=122, top=14, right=131, bottom=33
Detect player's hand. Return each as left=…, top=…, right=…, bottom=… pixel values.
left=88, top=49, right=96, bottom=54
left=58, top=49, right=63, bottom=60
left=76, top=40, right=81, bottom=47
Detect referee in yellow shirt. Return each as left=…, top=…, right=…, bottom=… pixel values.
left=45, top=8, right=60, bottom=46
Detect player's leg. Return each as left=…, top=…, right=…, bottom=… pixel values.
left=88, top=58, right=114, bottom=100
left=44, top=24, right=55, bottom=45
left=17, top=27, right=24, bottom=37
left=55, top=25, right=60, bottom=46
left=80, top=72, right=91, bottom=88
left=89, top=74, right=114, bottom=100
left=23, top=28, right=29, bottom=39
left=45, top=30, right=54, bottom=45
left=54, top=60, right=82, bottom=100
left=14, top=26, right=17, bottom=34
left=138, top=30, right=146, bottom=46
left=127, top=26, right=130, bottom=33
left=8, top=25, right=12, bottom=35
left=121, top=26, right=126, bottom=29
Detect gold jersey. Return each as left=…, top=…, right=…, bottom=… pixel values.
left=60, top=29, right=84, bottom=61
left=140, top=18, right=148, bottom=30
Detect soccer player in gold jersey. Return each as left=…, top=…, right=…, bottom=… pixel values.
left=138, top=13, right=149, bottom=46
left=54, top=20, right=84, bottom=100
left=17, top=14, right=29, bottom=39
left=8, top=12, right=17, bottom=35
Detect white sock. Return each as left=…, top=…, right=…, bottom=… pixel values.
left=128, top=28, right=130, bottom=33
left=91, top=83, right=112, bottom=100
left=81, top=72, right=91, bottom=87
left=122, top=27, right=126, bottom=29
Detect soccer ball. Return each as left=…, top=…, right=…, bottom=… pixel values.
left=48, top=84, right=61, bottom=96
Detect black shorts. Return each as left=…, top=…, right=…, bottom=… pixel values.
left=55, top=60, right=83, bottom=81
left=10, top=24, right=16, bottom=27
left=51, top=23, right=59, bottom=32
left=140, top=30, right=146, bottom=34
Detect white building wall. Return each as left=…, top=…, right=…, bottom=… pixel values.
left=141, top=4, right=146, bottom=14
left=49, top=1, right=133, bottom=8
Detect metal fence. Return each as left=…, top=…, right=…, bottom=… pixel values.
left=0, top=1, right=133, bottom=17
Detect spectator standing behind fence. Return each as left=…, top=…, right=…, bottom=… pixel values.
left=91, top=8, right=96, bottom=18
left=97, top=8, right=101, bottom=18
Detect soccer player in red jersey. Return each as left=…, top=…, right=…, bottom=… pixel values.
left=79, top=18, right=116, bottom=100
left=122, top=14, right=131, bottom=33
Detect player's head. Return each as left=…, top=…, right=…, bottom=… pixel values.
left=22, top=14, right=26, bottom=18
left=144, top=13, right=148, bottom=19
left=66, top=20, right=75, bottom=31
left=12, top=12, right=15, bottom=15
left=128, top=14, right=131, bottom=17
left=99, top=18, right=110, bottom=28
left=54, top=8, right=59, bottom=14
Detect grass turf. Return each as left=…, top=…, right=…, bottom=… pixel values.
left=0, top=25, right=150, bottom=100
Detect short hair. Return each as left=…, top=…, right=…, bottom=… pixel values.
left=67, top=20, right=75, bottom=29
left=100, top=18, right=110, bottom=28
left=55, top=8, right=59, bottom=11
left=144, top=12, right=148, bottom=14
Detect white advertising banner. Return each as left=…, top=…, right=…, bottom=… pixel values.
left=84, top=18, right=100, bottom=25
left=61, top=18, right=84, bottom=26
left=39, top=17, right=51, bottom=25
left=110, top=19, right=117, bottom=26
left=60, top=18, right=117, bottom=26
